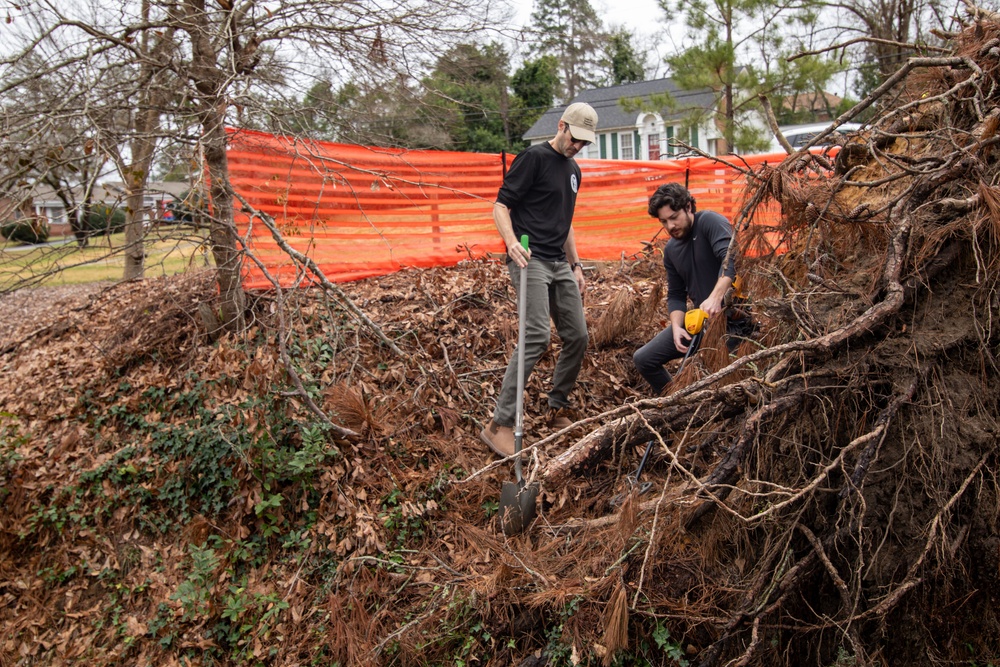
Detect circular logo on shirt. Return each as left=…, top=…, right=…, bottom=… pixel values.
left=570, top=174, right=578, bottom=193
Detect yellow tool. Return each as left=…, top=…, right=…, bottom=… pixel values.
left=685, top=308, right=709, bottom=336
left=685, top=276, right=746, bottom=336
left=732, top=275, right=747, bottom=300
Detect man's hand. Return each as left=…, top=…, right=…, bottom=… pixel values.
left=507, top=240, right=531, bottom=268
left=493, top=202, right=530, bottom=267
left=701, top=275, right=733, bottom=318
left=672, top=325, right=692, bottom=353
left=573, top=264, right=586, bottom=299
left=699, top=294, right=725, bottom=318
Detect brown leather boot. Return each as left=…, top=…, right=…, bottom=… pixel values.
left=479, top=422, right=515, bottom=458
left=547, top=407, right=579, bottom=430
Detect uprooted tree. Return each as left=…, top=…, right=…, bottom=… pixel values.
left=522, top=11, right=1000, bottom=664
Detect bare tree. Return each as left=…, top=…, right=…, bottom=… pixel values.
left=3, top=0, right=507, bottom=329
left=822, top=0, right=961, bottom=90
left=0, top=53, right=114, bottom=247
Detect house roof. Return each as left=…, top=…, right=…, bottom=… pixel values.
left=523, top=78, right=719, bottom=141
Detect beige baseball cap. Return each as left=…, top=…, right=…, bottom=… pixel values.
left=560, top=102, right=598, bottom=143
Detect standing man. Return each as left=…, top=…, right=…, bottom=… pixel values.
left=479, top=102, right=598, bottom=458
left=633, top=183, right=747, bottom=394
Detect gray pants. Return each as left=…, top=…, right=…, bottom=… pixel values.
left=491, top=259, right=588, bottom=427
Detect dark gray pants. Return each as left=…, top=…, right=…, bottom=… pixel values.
left=491, top=259, right=588, bottom=427
left=633, top=317, right=754, bottom=394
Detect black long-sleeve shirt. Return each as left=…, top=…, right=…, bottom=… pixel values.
left=663, top=210, right=736, bottom=313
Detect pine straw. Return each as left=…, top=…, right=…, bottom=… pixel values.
left=590, top=281, right=662, bottom=349
left=600, top=581, right=629, bottom=664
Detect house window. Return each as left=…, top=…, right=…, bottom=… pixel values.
left=648, top=132, right=660, bottom=161
left=708, top=138, right=727, bottom=156
left=620, top=133, right=634, bottom=160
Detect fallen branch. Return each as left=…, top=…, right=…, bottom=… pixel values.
left=241, top=245, right=362, bottom=440
left=233, top=191, right=406, bottom=357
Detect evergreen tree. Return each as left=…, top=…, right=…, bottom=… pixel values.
left=661, top=0, right=833, bottom=153
left=603, top=28, right=645, bottom=86
left=279, top=78, right=430, bottom=147
left=510, top=55, right=560, bottom=143
left=421, top=42, right=513, bottom=151
left=526, top=0, right=606, bottom=99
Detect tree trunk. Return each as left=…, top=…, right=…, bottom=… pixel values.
left=200, top=102, right=246, bottom=332
left=185, top=0, right=246, bottom=332
left=123, top=107, right=163, bottom=280
left=122, top=189, right=146, bottom=280
left=122, top=0, right=166, bottom=281
left=77, top=198, right=91, bottom=248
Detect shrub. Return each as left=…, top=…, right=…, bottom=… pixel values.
left=85, top=205, right=127, bottom=234
left=1, top=217, right=50, bottom=244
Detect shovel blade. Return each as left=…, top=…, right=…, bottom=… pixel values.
left=499, top=480, right=539, bottom=536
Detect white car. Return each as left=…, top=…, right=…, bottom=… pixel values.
left=770, top=122, right=862, bottom=153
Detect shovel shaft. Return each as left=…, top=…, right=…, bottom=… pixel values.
left=634, top=439, right=655, bottom=482
left=513, top=235, right=529, bottom=484
left=499, top=235, right=539, bottom=536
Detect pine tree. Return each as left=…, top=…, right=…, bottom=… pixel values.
left=603, top=28, right=645, bottom=86
left=510, top=55, right=560, bottom=143
left=661, top=0, right=834, bottom=153
left=421, top=42, right=513, bottom=152
left=526, top=0, right=606, bottom=99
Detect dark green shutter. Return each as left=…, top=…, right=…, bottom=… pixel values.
left=634, top=131, right=641, bottom=158
left=611, top=133, right=618, bottom=159
left=599, top=134, right=607, bottom=159
left=666, top=126, right=674, bottom=156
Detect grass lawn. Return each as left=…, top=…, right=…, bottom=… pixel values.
left=0, top=229, right=213, bottom=289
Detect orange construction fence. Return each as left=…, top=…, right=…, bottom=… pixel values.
left=227, top=128, right=787, bottom=289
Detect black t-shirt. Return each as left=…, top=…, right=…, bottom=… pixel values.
left=496, top=141, right=581, bottom=262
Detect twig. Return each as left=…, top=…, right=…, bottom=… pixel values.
left=233, top=191, right=406, bottom=357
left=789, top=36, right=949, bottom=61
left=241, top=240, right=361, bottom=439
left=758, top=94, right=793, bottom=155
left=440, top=342, right=474, bottom=404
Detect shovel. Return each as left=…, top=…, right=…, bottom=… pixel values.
left=498, top=235, right=539, bottom=536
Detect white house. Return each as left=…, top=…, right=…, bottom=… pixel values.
left=523, top=79, right=861, bottom=160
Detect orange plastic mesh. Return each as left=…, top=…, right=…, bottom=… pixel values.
left=227, top=128, right=788, bottom=289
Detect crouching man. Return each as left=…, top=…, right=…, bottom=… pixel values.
left=633, top=183, right=751, bottom=394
